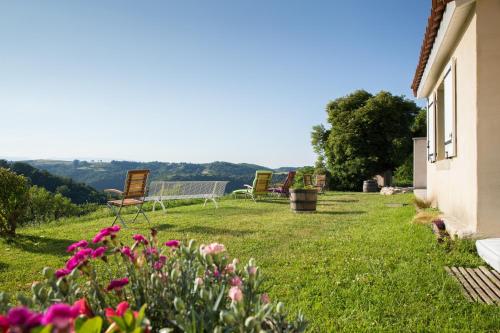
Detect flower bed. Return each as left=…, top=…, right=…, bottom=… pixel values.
left=0, top=227, right=306, bottom=332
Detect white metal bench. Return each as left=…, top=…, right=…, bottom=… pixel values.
left=145, top=181, right=228, bottom=212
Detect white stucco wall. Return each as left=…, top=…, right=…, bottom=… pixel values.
left=475, top=0, right=500, bottom=237
left=426, top=11, right=478, bottom=237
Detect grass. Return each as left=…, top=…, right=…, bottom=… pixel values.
left=1, top=192, right=499, bottom=331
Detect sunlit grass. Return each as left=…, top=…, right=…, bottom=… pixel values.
left=0, top=192, right=498, bottom=331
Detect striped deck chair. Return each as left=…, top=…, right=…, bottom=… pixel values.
left=303, top=174, right=313, bottom=187
left=232, top=170, right=273, bottom=202
left=269, top=171, right=296, bottom=197
left=105, top=169, right=150, bottom=226
left=315, top=174, right=327, bottom=194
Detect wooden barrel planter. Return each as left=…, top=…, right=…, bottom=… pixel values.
left=290, top=188, right=317, bottom=213
left=363, top=180, right=379, bottom=193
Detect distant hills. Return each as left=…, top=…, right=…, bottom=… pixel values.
left=0, top=160, right=106, bottom=204
left=25, top=160, right=297, bottom=194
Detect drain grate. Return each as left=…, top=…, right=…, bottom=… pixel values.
left=445, top=266, right=500, bottom=304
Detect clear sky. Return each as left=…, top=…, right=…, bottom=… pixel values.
left=0, top=0, right=428, bottom=168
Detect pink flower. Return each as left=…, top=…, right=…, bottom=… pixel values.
left=261, top=293, right=270, bottom=304
left=228, top=286, right=243, bottom=302
left=93, top=226, right=120, bottom=243
left=201, top=243, right=226, bottom=255
left=121, top=246, right=136, bottom=261
left=165, top=240, right=180, bottom=248
left=66, top=248, right=93, bottom=270
left=225, top=263, right=235, bottom=273
left=106, top=277, right=129, bottom=291
left=132, top=234, right=148, bottom=245
left=153, top=256, right=167, bottom=270
left=72, top=298, right=92, bottom=317
left=145, top=247, right=158, bottom=256
left=248, top=266, right=257, bottom=275
left=7, top=307, right=42, bottom=329
left=230, top=276, right=242, bottom=287
left=105, top=301, right=130, bottom=318
left=195, top=277, right=204, bottom=286
left=55, top=268, right=71, bottom=279
left=91, top=246, right=107, bottom=259
left=66, top=240, right=88, bottom=253
left=0, top=315, right=8, bottom=332
left=42, top=303, right=78, bottom=329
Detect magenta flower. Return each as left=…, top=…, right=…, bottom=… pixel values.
left=153, top=256, right=167, bottom=270
left=42, top=303, right=78, bottom=329
left=66, top=248, right=93, bottom=270
left=55, top=268, right=71, bottom=279
left=7, top=307, right=42, bottom=328
left=121, top=246, right=136, bottom=261
left=261, top=293, right=270, bottom=304
left=145, top=247, right=158, bottom=256
left=106, top=277, right=129, bottom=291
left=230, top=276, right=242, bottom=287
left=66, top=240, right=88, bottom=253
left=165, top=240, right=180, bottom=248
left=91, top=246, right=107, bottom=259
left=132, top=234, right=148, bottom=245
left=92, top=226, right=121, bottom=243
left=0, top=315, right=8, bottom=331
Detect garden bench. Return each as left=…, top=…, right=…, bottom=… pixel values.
left=145, top=181, right=228, bottom=212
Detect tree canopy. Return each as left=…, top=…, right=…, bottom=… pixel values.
left=312, top=90, right=422, bottom=190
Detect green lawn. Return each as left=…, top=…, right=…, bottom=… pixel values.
left=1, top=192, right=499, bottom=331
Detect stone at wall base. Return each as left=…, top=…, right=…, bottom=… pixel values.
left=380, top=186, right=414, bottom=195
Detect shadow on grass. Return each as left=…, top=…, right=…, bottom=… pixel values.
left=314, top=210, right=366, bottom=215
left=153, top=223, right=176, bottom=232
left=0, top=262, right=8, bottom=272
left=176, top=225, right=255, bottom=237
left=5, top=234, right=76, bottom=256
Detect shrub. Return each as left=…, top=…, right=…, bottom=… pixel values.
left=0, top=168, right=29, bottom=237
left=393, top=156, right=413, bottom=187
left=0, top=228, right=307, bottom=332
left=26, top=186, right=81, bottom=224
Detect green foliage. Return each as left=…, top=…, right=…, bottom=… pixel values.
left=313, top=90, right=421, bottom=190
left=26, top=186, right=81, bottom=224
left=1, top=160, right=105, bottom=204
left=1, top=194, right=499, bottom=331
left=0, top=168, right=30, bottom=237
left=293, top=166, right=315, bottom=189
left=1, top=230, right=306, bottom=332
left=26, top=160, right=297, bottom=194
left=393, top=156, right=413, bottom=187
left=411, top=108, right=427, bottom=137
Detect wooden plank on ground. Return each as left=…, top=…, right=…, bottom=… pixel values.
left=445, top=267, right=472, bottom=301
left=458, top=267, right=493, bottom=304
left=467, top=268, right=500, bottom=303
left=450, top=267, right=480, bottom=302
left=492, top=270, right=500, bottom=281
left=477, top=267, right=500, bottom=299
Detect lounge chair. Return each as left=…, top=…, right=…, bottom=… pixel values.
left=232, top=170, right=273, bottom=201
left=105, top=169, right=150, bottom=226
left=315, top=174, right=327, bottom=194
left=269, top=171, right=296, bottom=197
left=303, top=174, right=313, bottom=187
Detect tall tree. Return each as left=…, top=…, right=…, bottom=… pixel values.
left=312, top=90, right=420, bottom=190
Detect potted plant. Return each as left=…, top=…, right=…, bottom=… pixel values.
left=289, top=184, right=318, bottom=213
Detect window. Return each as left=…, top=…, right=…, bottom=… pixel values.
left=427, top=94, right=436, bottom=163
left=428, top=58, right=456, bottom=162
left=443, top=60, right=456, bottom=158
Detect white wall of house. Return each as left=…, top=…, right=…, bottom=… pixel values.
left=475, top=0, right=500, bottom=237
left=426, top=10, right=479, bottom=237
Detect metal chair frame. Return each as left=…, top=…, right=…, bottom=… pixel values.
left=105, top=169, right=151, bottom=227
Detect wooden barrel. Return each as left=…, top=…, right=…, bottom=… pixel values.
left=363, top=180, right=378, bottom=193
left=290, top=189, right=317, bottom=212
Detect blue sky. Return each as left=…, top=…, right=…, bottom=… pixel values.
left=0, top=0, right=428, bottom=168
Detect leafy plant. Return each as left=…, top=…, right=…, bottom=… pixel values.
left=0, top=228, right=307, bottom=332
left=0, top=168, right=30, bottom=237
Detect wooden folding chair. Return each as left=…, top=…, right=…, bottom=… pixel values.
left=105, top=169, right=150, bottom=226
left=315, top=174, right=327, bottom=194
left=232, top=170, right=273, bottom=202
left=303, top=174, right=313, bottom=187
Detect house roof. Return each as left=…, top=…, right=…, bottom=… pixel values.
left=411, top=0, right=454, bottom=96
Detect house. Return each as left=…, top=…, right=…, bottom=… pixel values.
left=412, top=0, right=500, bottom=238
